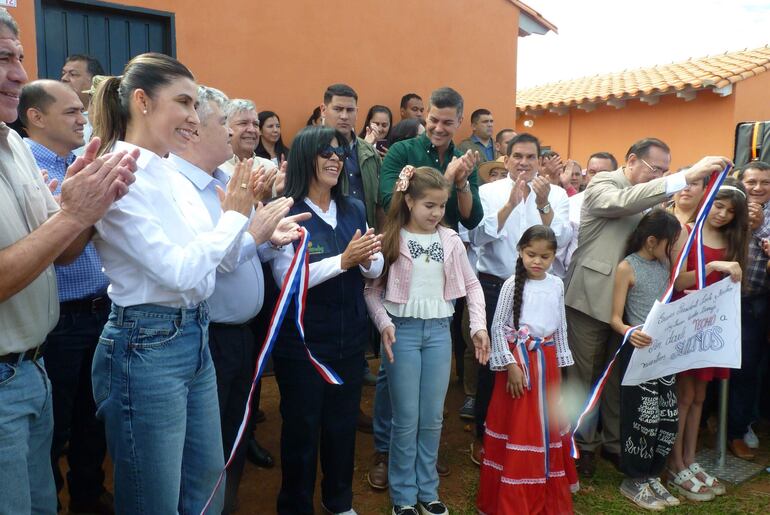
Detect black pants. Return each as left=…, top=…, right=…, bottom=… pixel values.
left=618, top=344, right=678, bottom=478
left=274, top=352, right=363, bottom=515
left=728, top=295, right=769, bottom=439
left=474, top=276, right=504, bottom=438
left=209, top=321, right=256, bottom=515
left=44, top=299, right=109, bottom=504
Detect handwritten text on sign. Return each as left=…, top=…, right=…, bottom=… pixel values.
left=622, top=277, right=741, bottom=386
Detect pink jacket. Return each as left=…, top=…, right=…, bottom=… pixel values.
left=364, top=225, right=487, bottom=336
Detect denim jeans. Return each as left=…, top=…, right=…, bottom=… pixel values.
left=92, top=303, right=224, bottom=515
left=373, top=358, right=391, bottom=453
left=44, top=302, right=109, bottom=505
left=385, top=316, right=451, bottom=506
left=0, top=357, right=57, bottom=515
left=728, top=295, right=769, bottom=439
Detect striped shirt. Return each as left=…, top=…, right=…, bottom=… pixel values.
left=25, top=138, right=109, bottom=302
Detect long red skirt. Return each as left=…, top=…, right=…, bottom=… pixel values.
left=477, top=344, right=577, bottom=515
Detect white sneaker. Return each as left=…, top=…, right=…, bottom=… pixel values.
left=620, top=479, right=666, bottom=511
left=744, top=423, right=759, bottom=449
left=647, top=477, right=680, bottom=506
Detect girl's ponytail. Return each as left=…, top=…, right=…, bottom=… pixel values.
left=89, top=52, right=194, bottom=157
left=512, top=256, right=526, bottom=330
left=91, top=76, right=125, bottom=157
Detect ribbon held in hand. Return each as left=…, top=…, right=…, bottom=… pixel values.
left=570, top=165, right=732, bottom=460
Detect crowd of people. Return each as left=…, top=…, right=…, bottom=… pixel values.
left=3, top=7, right=770, bottom=515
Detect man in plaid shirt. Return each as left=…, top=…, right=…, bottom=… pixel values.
left=729, top=161, right=770, bottom=459
left=20, top=79, right=113, bottom=514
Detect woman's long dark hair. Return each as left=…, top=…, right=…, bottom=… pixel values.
left=711, top=177, right=749, bottom=274
left=357, top=105, right=392, bottom=140
left=256, top=110, right=290, bottom=160
left=284, top=126, right=348, bottom=203
left=91, top=53, right=194, bottom=156
left=624, top=208, right=681, bottom=258
left=387, top=118, right=423, bottom=147
left=512, top=226, right=557, bottom=330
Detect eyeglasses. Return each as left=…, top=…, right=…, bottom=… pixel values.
left=640, top=158, right=666, bottom=176
left=318, top=145, right=346, bottom=160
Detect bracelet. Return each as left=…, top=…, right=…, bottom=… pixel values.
left=457, top=180, right=471, bottom=194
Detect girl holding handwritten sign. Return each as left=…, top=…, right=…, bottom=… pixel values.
left=666, top=178, right=748, bottom=501
left=610, top=209, right=683, bottom=510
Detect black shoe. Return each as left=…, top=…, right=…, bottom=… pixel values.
left=575, top=450, right=596, bottom=478
left=392, top=506, right=419, bottom=515
left=600, top=447, right=621, bottom=471
left=246, top=438, right=275, bottom=468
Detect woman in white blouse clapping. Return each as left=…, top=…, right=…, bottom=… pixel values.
left=88, top=53, right=295, bottom=514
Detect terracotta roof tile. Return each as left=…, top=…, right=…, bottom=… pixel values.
left=517, top=45, right=770, bottom=112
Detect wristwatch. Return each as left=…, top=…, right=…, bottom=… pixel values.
left=537, top=203, right=551, bottom=214
left=458, top=180, right=471, bottom=194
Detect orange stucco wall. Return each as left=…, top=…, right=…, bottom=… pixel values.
left=14, top=0, right=520, bottom=144
left=732, top=71, right=770, bottom=126
left=516, top=90, right=742, bottom=170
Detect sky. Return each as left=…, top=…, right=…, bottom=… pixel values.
left=517, top=0, right=770, bottom=90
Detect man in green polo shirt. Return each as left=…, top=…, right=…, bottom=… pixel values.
left=379, top=87, right=483, bottom=231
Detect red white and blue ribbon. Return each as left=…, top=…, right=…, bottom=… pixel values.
left=512, top=326, right=555, bottom=474
left=201, top=227, right=342, bottom=513
left=570, top=165, right=732, bottom=459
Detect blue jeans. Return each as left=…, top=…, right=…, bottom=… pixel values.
left=0, top=357, right=57, bottom=515
left=384, top=316, right=451, bottom=506
left=92, top=303, right=224, bottom=514
left=373, top=358, right=391, bottom=453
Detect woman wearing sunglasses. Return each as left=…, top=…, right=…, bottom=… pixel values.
left=269, top=126, right=384, bottom=515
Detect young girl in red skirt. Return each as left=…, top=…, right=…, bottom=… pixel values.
left=477, top=225, right=577, bottom=515
left=666, top=178, right=748, bottom=501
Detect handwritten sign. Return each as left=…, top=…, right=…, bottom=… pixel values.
left=622, top=277, right=741, bottom=386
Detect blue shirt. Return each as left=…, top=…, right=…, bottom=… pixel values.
left=472, top=135, right=495, bottom=162
left=168, top=154, right=266, bottom=324
left=24, top=138, right=109, bottom=302
left=345, top=136, right=364, bottom=202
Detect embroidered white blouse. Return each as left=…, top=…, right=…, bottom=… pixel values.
left=489, top=272, right=574, bottom=371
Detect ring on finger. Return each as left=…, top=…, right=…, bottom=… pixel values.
left=240, top=183, right=248, bottom=189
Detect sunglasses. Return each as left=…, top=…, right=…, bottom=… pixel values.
left=318, top=145, right=347, bottom=160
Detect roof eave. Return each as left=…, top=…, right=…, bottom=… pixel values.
left=509, top=0, right=558, bottom=36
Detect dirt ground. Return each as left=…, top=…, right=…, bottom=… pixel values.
left=58, top=357, right=770, bottom=514
left=238, top=359, right=479, bottom=514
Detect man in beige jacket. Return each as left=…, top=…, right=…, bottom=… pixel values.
left=564, top=137, right=729, bottom=476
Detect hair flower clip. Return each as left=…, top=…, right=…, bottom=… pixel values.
left=395, top=165, right=415, bottom=192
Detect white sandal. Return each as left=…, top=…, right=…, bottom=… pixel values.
left=689, top=462, right=726, bottom=495
left=666, top=468, right=715, bottom=502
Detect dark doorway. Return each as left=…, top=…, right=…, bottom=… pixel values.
left=35, top=0, right=175, bottom=78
